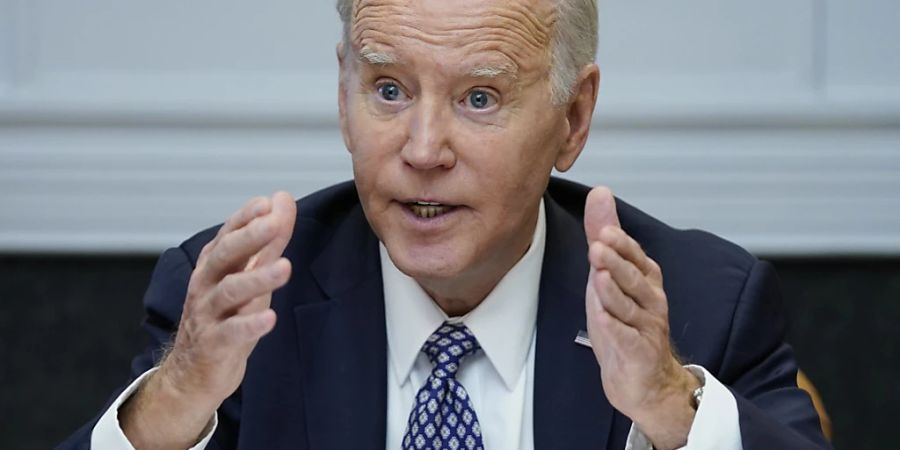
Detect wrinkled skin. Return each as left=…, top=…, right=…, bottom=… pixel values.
left=338, top=0, right=589, bottom=314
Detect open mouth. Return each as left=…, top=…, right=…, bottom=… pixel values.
left=405, top=201, right=456, bottom=219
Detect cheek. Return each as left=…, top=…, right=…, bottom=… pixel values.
left=457, top=126, right=560, bottom=238
left=455, top=125, right=555, bottom=192
left=446, top=136, right=539, bottom=242
left=346, top=107, right=414, bottom=237
left=348, top=106, right=408, bottom=175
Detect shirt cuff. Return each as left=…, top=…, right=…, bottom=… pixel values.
left=90, top=367, right=218, bottom=450
left=624, top=365, right=742, bottom=450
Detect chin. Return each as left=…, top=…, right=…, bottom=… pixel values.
left=387, top=238, right=470, bottom=282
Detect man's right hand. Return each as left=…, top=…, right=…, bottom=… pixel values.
left=119, top=192, right=297, bottom=449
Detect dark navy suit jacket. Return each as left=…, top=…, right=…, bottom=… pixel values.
left=60, top=178, right=831, bottom=449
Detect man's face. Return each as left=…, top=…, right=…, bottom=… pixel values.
left=339, top=0, right=575, bottom=289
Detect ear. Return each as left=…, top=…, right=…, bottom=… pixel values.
left=336, top=42, right=353, bottom=153
left=554, top=64, right=601, bottom=172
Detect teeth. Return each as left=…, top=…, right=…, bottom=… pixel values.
left=408, top=203, right=451, bottom=219
left=415, top=201, right=442, bottom=206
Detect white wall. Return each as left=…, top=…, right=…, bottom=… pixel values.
left=1, top=0, right=899, bottom=255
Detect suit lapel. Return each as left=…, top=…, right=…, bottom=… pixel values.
left=533, top=194, right=616, bottom=449
left=285, top=188, right=616, bottom=449
left=294, top=205, right=388, bottom=450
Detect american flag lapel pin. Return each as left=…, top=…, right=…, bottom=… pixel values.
left=574, top=329, right=592, bottom=348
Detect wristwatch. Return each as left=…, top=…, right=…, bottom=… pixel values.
left=691, top=384, right=704, bottom=410
left=685, top=365, right=705, bottom=410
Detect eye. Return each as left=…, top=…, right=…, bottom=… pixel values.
left=377, top=82, right=403, bottom=102
left=466, top=89, right=496, bottom=110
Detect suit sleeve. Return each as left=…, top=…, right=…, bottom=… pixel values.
left=55, top=246, right=227, bottom=449
left=718, top=260, right=832, bottom=450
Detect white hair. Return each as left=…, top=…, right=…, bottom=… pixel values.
left=335, top=0, right=598, bottom=105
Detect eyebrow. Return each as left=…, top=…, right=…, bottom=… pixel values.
left=358, top=48, right=398, bottom=66
left=357, top=47, right=519, bottom=80
left=468, top=63, right=519, bottom=79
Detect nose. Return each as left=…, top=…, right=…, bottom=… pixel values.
left=400, top=97, right=456, bottom=171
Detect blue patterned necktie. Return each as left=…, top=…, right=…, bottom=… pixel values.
left=402, top=322, right=485, bottom=450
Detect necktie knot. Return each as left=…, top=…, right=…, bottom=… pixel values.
left=404, top=322, right=485, bottom=450
left=422, top=323, right=481, bottom=378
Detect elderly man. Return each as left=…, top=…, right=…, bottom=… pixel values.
left=61, top=0, right=830, bottom=449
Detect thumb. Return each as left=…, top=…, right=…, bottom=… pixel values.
left=584, top=186, right=620, bottom=242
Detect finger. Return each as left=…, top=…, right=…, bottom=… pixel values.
left=235, top=295, right=272, bottom=316
left=201, top=214, right=280, bottom=283
left=589, top=241, right=662, bottom=312
left=215, top=308, right=278, bottom=346
left=585, top=268, right=638, bottom=341
left=596, top=307, right=640, bottom=341
left=247, top=192, right=297, bottom=270
left=644, top=257, right=664, bottom=286
left=206, top=258, right=291, bottom=318
left=587, top=293, right=640, bottom=353
left=591, top=269, right=647, bottom=327
left=597, top=226, right=658, bottom=279
left=204, top=197, right=272, bottom=260
left=584, top=186, right=620, bottom=242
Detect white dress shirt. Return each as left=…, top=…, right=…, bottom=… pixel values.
left=92, top=199, right=742, bottom=450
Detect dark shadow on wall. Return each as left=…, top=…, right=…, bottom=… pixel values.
left=0, top=255, right=897, bottom=450
left=773, top=257, right=900, bottom=450
left=0, top=256, right=148, bottom=450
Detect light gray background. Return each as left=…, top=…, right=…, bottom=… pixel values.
left=1, top=0, right=899, bottom=255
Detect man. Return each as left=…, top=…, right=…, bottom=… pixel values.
left=60, top=0, right=831, bottom=449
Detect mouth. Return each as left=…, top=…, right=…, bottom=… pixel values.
left=404, top=200, right=457, bottom=219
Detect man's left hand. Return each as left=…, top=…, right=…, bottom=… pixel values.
left=583, top=187, right=701, bottom=450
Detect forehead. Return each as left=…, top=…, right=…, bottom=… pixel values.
left=350, top=0, right=556, bottom=73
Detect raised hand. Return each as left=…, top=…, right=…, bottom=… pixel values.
left=583, top=187, right=699, bottom=450
left=120, top=192, right=296, bottom=449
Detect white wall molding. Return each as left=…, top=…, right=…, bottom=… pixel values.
left=3, top=122, right=899, bottom=256
left=1, top=0, right=899, bottom=257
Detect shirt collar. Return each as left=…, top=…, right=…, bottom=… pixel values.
left=382, top=200, right=546, bottom=390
